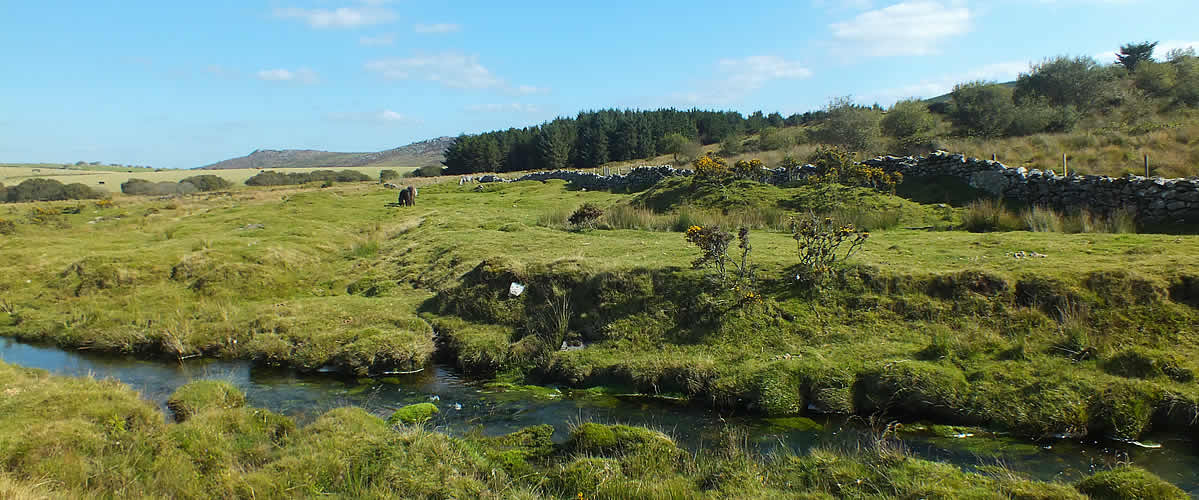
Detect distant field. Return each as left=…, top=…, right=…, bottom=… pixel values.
left=0, top=164, right=420, bottom=192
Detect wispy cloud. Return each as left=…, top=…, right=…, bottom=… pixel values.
left=366, top=52, right=500, bottom=89
left=365, top=52, right=543, bottom=95
left=466, top=103, right=541, bottom=113
left=862, top=60, right=1028, bottom=105
left=413, top=23, right=460, bottom=34
left=830, top=1, right=971, bottom=57
left=359, top=34, right=395, bottom=46
left=673, top=55, right=811, bottom=105
left=273, top=5, right=396, bottom=29
left=255, top=68, right=319, bottom=84
left=326, top=109, right=417, bottom=124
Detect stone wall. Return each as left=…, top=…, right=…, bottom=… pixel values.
left=473, top=153, right=1199, bottom=223
left=862, top=152, right=1199, bottom=223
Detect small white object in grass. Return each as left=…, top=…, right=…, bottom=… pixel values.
left=509, top=282, right=525, bottom=297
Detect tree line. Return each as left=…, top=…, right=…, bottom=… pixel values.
left=441, top=109, right=827, bottom=174
left=442, top=42, right=1199, bottom=175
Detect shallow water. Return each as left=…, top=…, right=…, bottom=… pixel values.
left=2, top=337, right=1196, bottom=495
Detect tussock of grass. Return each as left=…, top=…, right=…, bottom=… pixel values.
left=0, top=362, right=1188, bottom=498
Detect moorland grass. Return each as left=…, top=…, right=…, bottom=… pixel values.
left=1, top=177, right=1198, bottom=445
left=0, top=362, right=1165, bottom=499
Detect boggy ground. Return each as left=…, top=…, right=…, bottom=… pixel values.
left=1, top=177, right=1198, bottom=447
left=0, top=361, right=1188, bottom=499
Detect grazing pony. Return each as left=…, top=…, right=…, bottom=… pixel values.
left=398, top=186, right=416, bottom=206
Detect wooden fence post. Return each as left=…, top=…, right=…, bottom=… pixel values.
left=1062, top=153, right=1068, bottom=176
left=1144, top=154, right=1150, bottom=177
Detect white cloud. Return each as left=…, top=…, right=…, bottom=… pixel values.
left=863, top=60, right=1027, bottom=105
left=466, top=103, right=541, bottom=113
left=1154, top=40, right=1199, bottom=59
left=365, top=52, right=505, bottom=89
left=255, top=68, right=319, bottom=84
left=327, top=109, right=417, bottom=124
left=829, top=1, right=972, bottom=56
left=673, top=55, right=812, bottom=105
left=413, top=23, right=460, bottom=34
left=359, top=34, right=394, bottom=46
left=718, top=55, right=813, bottom=89
left=273, top=6, right=396, bottom=29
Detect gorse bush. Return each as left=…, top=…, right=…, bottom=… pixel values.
left=806, top=146, right=902, bottom=192
left=684, top=225, right=754, bottom=287
left=379, top=169, right=399, bottom=182
left=790, top=212, right=869, bottom=284
left=568, top=203, right=603, bottom=230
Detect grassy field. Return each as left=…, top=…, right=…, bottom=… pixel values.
left=0, top=173, right=1197, bottom=450
left=0, top=361, right=1183, bottom=499
left=0, top=164, right=420, bottom=192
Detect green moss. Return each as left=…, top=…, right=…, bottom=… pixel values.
left=764, top=417, right=824, bottom=432
left=166, top=380, right=246, bottom=422
left=481, top=382, right=563, bottom=400
left=386, top=402, right=439, bottom=426
left=473, top=424, right=556, bottom=476
left=1076, top=466, right=1188, bottom=499
left=568, top=423, right=678, bottom=456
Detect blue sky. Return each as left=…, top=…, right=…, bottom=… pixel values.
left=1, top=0, right=1196, bottom=168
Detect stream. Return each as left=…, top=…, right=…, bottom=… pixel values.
left=2, top=337, right=1196, bottom=495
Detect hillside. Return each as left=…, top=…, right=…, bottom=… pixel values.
left=196, top=136, right=453, bottom=170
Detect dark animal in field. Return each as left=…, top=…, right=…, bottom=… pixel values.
left=398, top=186, right=416, bottom=206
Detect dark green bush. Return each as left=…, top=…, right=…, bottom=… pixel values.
left=178, top=174, right=232, bottom=192
left=4, top=178, right=103, bottom=203
left=379, top=169, right=399, bottom=182
left=949, top=81, right=1022, bottom=138
left=245, top=169, right=371, bottom=186
left=403, top=165, right=445, bottom=178
left=121, top=178, right=198, bottom=196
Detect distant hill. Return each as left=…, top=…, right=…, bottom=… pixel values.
left=196, top=136, right=454, bottom=170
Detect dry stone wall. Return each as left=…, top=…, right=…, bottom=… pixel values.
left=474, top=152, right=1199, bottom=223
left=862, top=152, right=1199, bottom=223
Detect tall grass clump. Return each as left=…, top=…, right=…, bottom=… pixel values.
left=1022, top=205, right=1064, bottom=232
left=961, top=199, right=1022, bottom=232
left=602, top=204, right=670, bottom=231
left=536, top=206, right=572, bottom=229
left=1022, top=205, right=1138, bottom=234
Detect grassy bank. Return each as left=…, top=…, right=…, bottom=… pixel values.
left=1, top=360, right=1187, bottom=499
left=1, top=176, right=1198, bottom=445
